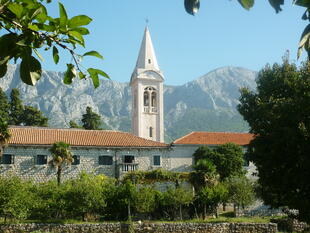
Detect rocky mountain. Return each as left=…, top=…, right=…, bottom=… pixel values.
left=0, top=65, right=257, bottom=141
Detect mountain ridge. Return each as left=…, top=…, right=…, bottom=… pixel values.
left=0, top=65, right=257, bottom=141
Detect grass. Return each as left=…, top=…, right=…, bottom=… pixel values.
left=0, top=212, right=286, bottom=224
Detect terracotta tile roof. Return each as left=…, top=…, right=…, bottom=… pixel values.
left=8, top=127, right=168, bottom=148
left=173, top=131, right=254, bottom=146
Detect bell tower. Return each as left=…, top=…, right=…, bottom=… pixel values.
left=130, top=27, right=164, bottom=142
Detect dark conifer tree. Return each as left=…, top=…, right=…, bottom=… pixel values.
left=9, top=88, right=24, bottom=125
left=81, top=106, right=102, bottom=130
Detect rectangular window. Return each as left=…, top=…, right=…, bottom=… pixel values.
left=36, top=155, right=47, bottom=165
left=72, top=155, right=80, bottom=165
left=124, top=155, right=134, bottom=163
left=1, top=154, right=14, bottom=164
left=99, top=156, right=113, bottom=165
left=149, top=127, right=153, bottom=138
left=153, top=155, right=161, bottom=166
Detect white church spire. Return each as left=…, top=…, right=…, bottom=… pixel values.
left=135, top=26, right=160, bottom=71
left=130, top=27, right=164, bottom=143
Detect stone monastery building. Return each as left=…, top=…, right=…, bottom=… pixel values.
left=1, top=27, right=254, bottom=182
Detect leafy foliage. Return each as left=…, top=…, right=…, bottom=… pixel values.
left=197, top=182, right=228, bottom=217
left=193, top=144, right=245, bottom=181
left=65, top=173, right=107, bottom=221
left=0, top=176, right=34, bottom=221
left=238, top=61, right=310, bottom=223
left=225, top=176, right=255, bottom=209
left=122, top=169, right=189, bottom=184
left=183, top=0, right=310, bottom=59
left=21, top=105, right=48, bottom=126
left=69, top=120, right=83, bottom=129
left=0, top=0, right=108, bottom=87
left=49, top=141, right=73, bottom=185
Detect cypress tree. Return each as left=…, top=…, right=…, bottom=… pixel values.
left=0, top=87, right=9, bottom=123
left=81, top=106, right=102, bottom=130
left=9, top=88, right=24, bottom=125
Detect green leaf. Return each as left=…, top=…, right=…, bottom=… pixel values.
left=83, top=51, right=103, bottom=59
left=268, top=0, right=284, bottom=13
left=34, top=49, right=44, bottom=62
left=0, top=63, right=8, bottom=78
left=30, top=6, right=43, bottom=20
left=184, top=0, right=200, bottom=15
left=63, top=63, right=75, bottom=84
left=7, top=3, right=24, bottom=18
left=68, top=31, right=84, bottom=46
left=58, top=2, right=68, bottom=28
left=20, top=55, right=42, bottom=86
left=52, top=46, right=59, bottom=64
left=298, top=24, right=310, bottom=58
left=88, top=69, right=99, bottom=88
left=28, top=24, right=40, bottom=31
left=79, top=71, right=86, bottom=79
left=88, top=68, right=110, bottom=79
left=70, top=27, right=90, bottom=35
left=237, top=0, right=254, bottom=10
left=294, top=0, right=310, bottom=8
left=35, top=5, right=48, bottom=23
left=68, top=15, right=92, bottom=28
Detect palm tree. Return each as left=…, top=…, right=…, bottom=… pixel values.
left=49, top=141, right=73, bottom=185
left=0, top=119, right=10, bottom=158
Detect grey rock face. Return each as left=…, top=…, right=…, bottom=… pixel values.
left=0, top=65, right=256, bottom=141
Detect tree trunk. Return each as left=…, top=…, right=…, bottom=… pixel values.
left=179, top=204, right=183, bottom=220
left=57, top=166, right=62, bottom=185
left=203, top=204, right=207, bottom=220
left=223, top=203, right=226, bottom=211
left=128, top=199, right=131, bottom=221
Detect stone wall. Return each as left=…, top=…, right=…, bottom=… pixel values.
left=1, top=146, right=172, bottom=182
left=272, top=218, right=310, bottom=232
left=0, top=222, right=277, bottom=233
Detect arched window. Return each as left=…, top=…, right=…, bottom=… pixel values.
left=144, top=91, right=149, bottom=107
left=151, top=92, right=157, bottom=107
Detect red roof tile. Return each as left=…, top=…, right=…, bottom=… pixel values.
left=173, top=131, right=254, bottom=146
left=8, top=127, right=168, bottom=148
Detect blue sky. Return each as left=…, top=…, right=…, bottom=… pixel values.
left=42, top=0, right=307, bottom=85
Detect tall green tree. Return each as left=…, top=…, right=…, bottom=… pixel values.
left=49, top=141, right=73, bottom=185
left=238, top=60, right=310, bottom=223
left=0, top=87, right=9, bottom=122
left=162, top=187, right=194, bottom=220
left=184, top=0, right=310, bottom=59
left=225, top=176, right=255, bottom=211
left=197, top=182, right=228, bottom=219
left=0, top=87, right=10, bottom=157
left=9, top=88, right=24, bottom=125
left=81, top=106, right=102, bottom=130
left=21, top=105, right=48, bottom=127
left=0, top=0, right=108, bottom=87
left=192, top=144, right=245, bottom=181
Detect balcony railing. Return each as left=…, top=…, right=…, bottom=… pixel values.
left=144, top=106, right=149, bottom=113
left=119, top=163, right=138, bottom=172
left=144, top=106, right=157, bottom=113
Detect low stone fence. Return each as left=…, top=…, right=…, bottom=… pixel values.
left=272, top=218, right=310, bottom=232
left=0, top=222, right=277, bottom=233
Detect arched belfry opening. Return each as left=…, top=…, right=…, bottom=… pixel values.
left=130, top=26, right=164, bottom=143
left=143, top=87, right=157, bottom=113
